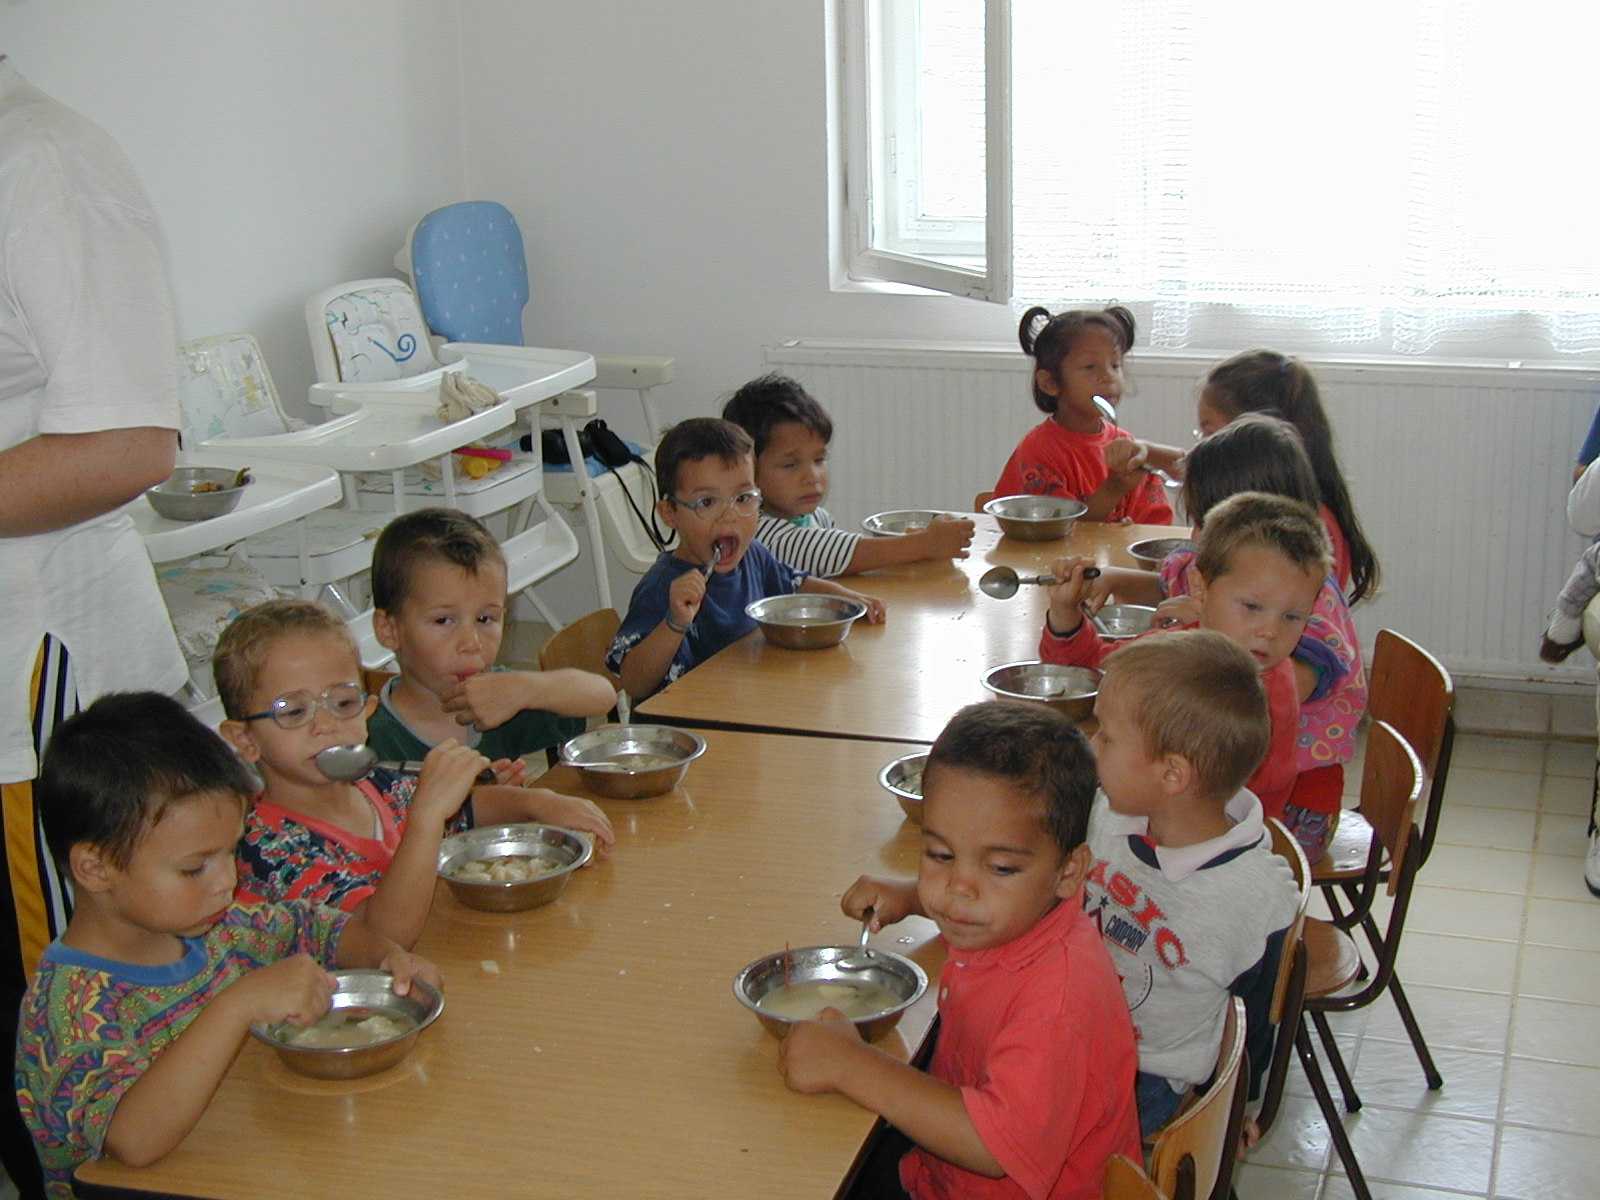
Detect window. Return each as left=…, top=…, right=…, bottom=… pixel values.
left=840, top=0, right=1600, bottom=359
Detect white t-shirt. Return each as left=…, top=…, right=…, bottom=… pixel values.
left=0, top=60, right=185, bottom=781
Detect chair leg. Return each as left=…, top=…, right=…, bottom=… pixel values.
left=1295, top=1024, right=1372, bottom=1200
left=1386, top=974, right=1445, bottom=1090
left=1310, top=1011, right=1362, bottom=1113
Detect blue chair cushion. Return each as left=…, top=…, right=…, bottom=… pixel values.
left=411, top=201, right=530, bottom=346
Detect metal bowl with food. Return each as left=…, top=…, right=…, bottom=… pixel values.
left=878, top=751, right=930, bottom=824
left=745, top=594, right=867, bottom=650
left=1093, top=603, right=1157, bottom=641
left=558, top=724, right=707, bottom=799
left=982, top=494, right=1088, bottom=541
left=860, top=509, right=944, bottom=537
left=251, top=969, right=443, bottom=1080
left=437, top=823, right=593, bottom=912
left=145, top=466, right=251, bottom=522
left=1126, top=536, right=1197, bottom=570
left=732, top=944, right=928, bottom=1042
left=981, top=661, right=1102, bottom=722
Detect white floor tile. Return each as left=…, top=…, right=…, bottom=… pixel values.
left=1404, top=887, right=1525, bottom=942
left=1442, top=767, right=1541, bottom=811
left=1396, top=933, right=1517, bottom=993
left=1449, top=735, right=1547, bottom=773
left=1543, top=739, right=1596, bottom=779
left=1246, top=1093, right=1335, bottom=1172
left=1528, top=852, right=1600, bottom=901
left=1364, top=986, right=1513, bottom=1055
left=1330, top=1110, right=1495, bottom=1193
left=1537, top=771, right=1593, bottom=816
left=1419, top=845, right=1532, bottom=895
left=1502, top=1058, right=1600, bottom=1136
left=1493, top=1125, right=1600, bottom=1199
left=1510, top=996, right=1600, bottom=1065
left=1533, top=811, right=1591, bottom=856
left=1524, top=897, right=1600, bottom=951
left=1516, top=944, right=1600, bottom=1005
left=1231, top=1163, right=1322, bottom=1199
left=1342, top=1046, right=1504, bottom=1121
left=1322, top=1180, right=1485, bottom=1200
left=1432, top=807, right=1536, bottom=851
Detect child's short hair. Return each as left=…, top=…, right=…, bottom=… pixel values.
left=1194, top=491, right=1331, bottom=585
left=654, top=417, right=754, bottom=498
left=720, top=374, right=834, bottom=457
left=38, top=691, right=258, bottom=872
left=1183, top=414, right=1319, bottom=526
left=371, top=507, right=505, bottom=615
left=925, top=702, right=1097, bottom=855
left=1101, top=631, right=1270, bottom=802
left=213, top=598, right=359, bottom=720
left=1018, top=304, right=1136, bottom=414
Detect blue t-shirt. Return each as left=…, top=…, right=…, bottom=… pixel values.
left=605, top=544, right=804, bottom=696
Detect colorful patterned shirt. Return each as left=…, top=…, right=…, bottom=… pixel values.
left=14, top=899, right=347, bottom=1197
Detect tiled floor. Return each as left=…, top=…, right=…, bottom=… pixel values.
left=1235, top=732, right=1600, bottom=1200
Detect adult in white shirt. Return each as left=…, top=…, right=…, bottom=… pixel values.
left=0, top=57, right=186, bottom=1196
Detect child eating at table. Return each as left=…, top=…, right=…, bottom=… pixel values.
left=216, top=599, right=612, bottom=950
left=721, top=373, right=975, bottom=576
left=1042, top=492, right=1331, bottom=853
left=606, top=417, right=885, bottom=700
left=778, top=702, right=1140, bottom=1200
left=15, top=692, right=438, bottom=1197
left=994, top=305, right=1181, bottom=524
left=1084, top=631, right=1299, bottom=1135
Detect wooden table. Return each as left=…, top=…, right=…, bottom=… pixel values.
left=636, top=517, right=1181, bottom=745
left=78, top=731, right=944, bottom=1199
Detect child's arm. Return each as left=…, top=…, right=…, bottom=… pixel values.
left=470, top=784, right=616, bottom=854
left=618, top=567, right=705, bottom=699
left=842, top=516, right=976, bottom=575
left=1092, top=565, right=1163, bottom=608
left=1043, top=556, right=1101, bottom=638
left=1141, top=442, right=1188, bottom=478
left=440, top=668, right=617, bottom=730
left=799, top=575, right=887, bottom=624
left=840, top=874, right=922, bottom=928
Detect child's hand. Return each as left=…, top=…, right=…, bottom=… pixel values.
left=414, top=739, right=492, bottom=823
left=379, top=948, right=442, bottom=997
left=1154, top=595, right=1201, bottom=629
left=849, top=590, right=887, bottom=624
left=778, top=1008, right=864, bottom=1094
left=841, top=875, right=917, bottom=930
left=1104, top=436, right=1149, bottom=476
left=227, top=954, right=336, bottom=1028
left=440, top=671, right=533, bottom=730
left=1045, top=556, right=1100, bottom=636
left=914, top=515, right=976, bottom=561
left=488, top=756, right=527, bottom=787
left=524, top=787, right=616, bottom=855
left=667, top=568, right=707, bottom=632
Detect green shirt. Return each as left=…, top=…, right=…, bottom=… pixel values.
left=365, top=675, right=584, bottom=764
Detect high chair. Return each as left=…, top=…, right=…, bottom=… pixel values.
left=1146, top=996, right=1247, bottom=1200
left=538, top=609, right=626, bottom=723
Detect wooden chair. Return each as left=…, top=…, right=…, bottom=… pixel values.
left=539, top=608, right=626, bottom=721
left=1102, top=1153, right=1168, bottom=1200
left=1250, top=818, right=1311, bottom=1144
left=1148, top=996, right=1247, bottom=1200
left=1295, top=720, right=1425, bottom=1200
left=360, top=666, right=397, bottom=697
left=973, top=489, right=995, bottom=510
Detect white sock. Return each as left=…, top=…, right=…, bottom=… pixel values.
left=1548, top=613, right=1583, bottom=645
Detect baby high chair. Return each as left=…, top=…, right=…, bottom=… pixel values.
left=393, top=201, right=675, bottom=609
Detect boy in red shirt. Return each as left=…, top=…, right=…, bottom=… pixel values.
left=778, top=702, right=1140, bottom=1200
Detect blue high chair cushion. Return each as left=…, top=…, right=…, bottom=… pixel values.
left=411, top=201, right=530, bottom=346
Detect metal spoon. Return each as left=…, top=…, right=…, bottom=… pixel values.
left=1094, top=395, right=1178, bottom=486
left=979, top=564, right=1097, bottom=600
left=840, top=908, right=877, bottom=971
left=314, top=742, right=495, bottom=785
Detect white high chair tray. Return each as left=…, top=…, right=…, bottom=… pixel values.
left=199, top=400, right=513, bottom=474
left=132, top=458, right=342, bottom=564
left=308, top=346, right=594, bottom=415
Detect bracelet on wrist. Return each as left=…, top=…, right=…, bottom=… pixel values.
left=664, top=614, right=690, bottom=635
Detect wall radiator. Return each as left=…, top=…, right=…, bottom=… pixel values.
left=765, top=339, right=1600, bottom=684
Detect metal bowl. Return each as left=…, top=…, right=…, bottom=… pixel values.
left=250, top=969, right=443, bottom=1080
left=1127, top=536, right=1197, bottom=570
left=981, top=661, right=1102, bottom=722
left=732, top=944, right=928, bottom=1042
left=983, top=494, right=1088, bottom=541
left=878, top=751, right=930, bottom=824
left=861, top=509, right=943, bottom=537
left=558, top=724, right=706, bottom=799
left=145, top=467, right=249, bottom=521
left=745, top=594, right=867, bottom=650
left=1094, top=603, right=1157, bottom=641
left=437, top=823, right=593, bottom=912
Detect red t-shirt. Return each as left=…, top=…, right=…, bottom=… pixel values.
left=899, top=899, right=1142, bottom=1200
left=994, top=418, right=1173, bottom=525
left=1038, top=620, right=1301, bottom=821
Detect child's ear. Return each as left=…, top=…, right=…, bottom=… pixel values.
left=69, top=843, right=117, bottom=894
left=656, top=495, right=679, bottom=533
left=219, top=719, right=262, bottom=764
left=1055, top=842, right=1094, bottom=901
left=1161, top=752, right=1197, bottom=797
left=1034, top=367, right=1062, bottom=398
left=373, top=608, right=400, bottom=652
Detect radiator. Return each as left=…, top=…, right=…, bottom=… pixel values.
left=764, top=338, right=1600, bottom=684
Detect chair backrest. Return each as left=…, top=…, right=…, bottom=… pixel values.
left=175, top=334, right=292, bottom=446
left=973, top=490, right=995, bottom=510
left=1149, top=996, right=1247, bottom=1200
left=538, top=609, right=621, bottom=680
left=406, top=201, right=530, bottom=347
left=1357, top=718, right=1425, bottom=901
left=1265, top=817, right=1311, bottom=1024
left=1254, top=818, right=1312, bottom=1140
left=305, top=278, right=441, bottom=385
left=1102, top=1154, right=1168, bottom=1200
left=1366, top=628, right=1454, bottom=865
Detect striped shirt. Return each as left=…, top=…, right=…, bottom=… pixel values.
left=754, top=508, right=859, bottom=578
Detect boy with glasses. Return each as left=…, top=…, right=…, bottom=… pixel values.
left=607, top=418, right=884, bottom=700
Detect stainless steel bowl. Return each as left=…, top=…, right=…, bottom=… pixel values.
left=878, top=751, right=929, bottom=824
left=558, top=724, right=707, bottom=799
left=437, top=823, right=593, bottom=912
left=981, top=661, right=1102, bottom=721
left=861, top=509, right=943, bottom=537
left=982, top=494, right=1088, bottom=541
left=251, top=969, right=443, bottom=1080
left=1127, top=537, right=1197, bottom=570
left=1094, top=603, right=1157, bottom=640
left=145, top=467, right=249, bottom=521
left=745, top=594, right=867, bottom=650
left=732, top=944, right=928, bottom=1042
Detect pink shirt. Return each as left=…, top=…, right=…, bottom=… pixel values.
left=899, top=899, right=1142, bottom=1200
left=995, top=418, right=1173, bottom=525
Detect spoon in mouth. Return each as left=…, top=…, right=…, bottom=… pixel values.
left=314, top=742, right=496, bottom=785
left=1094, top=394, right=1178, bottom=486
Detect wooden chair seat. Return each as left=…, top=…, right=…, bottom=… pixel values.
left=1303, top=917, right=1363, bottom=998
left=1311, top=811, right=1379, bottom=882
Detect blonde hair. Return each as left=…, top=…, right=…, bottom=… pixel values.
left=1103, top=630, right=1271, bottom=802
left=213, top=599, right=359, bottom=719
left=1194, top=491, right=1331, bottom=585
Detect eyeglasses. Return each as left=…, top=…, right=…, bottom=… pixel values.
left=670, top=489, right=763, bottom=522
left=241, top=682, right=367, bottom=730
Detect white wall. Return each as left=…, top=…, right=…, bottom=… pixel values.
left=3, top=0, right=465, bottom=420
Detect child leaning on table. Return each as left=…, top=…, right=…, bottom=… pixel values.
left=216, top=599, right=612, bottom=952
left=14, top=692, right=438, bottom=1198
left=1084, top=631, right=1299, bottom=1137
left=720, top=372, right=975, bottom=576
left=606, top=417, right=885, bottom=700
left=778, top=702, right=1141, bottom=1200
